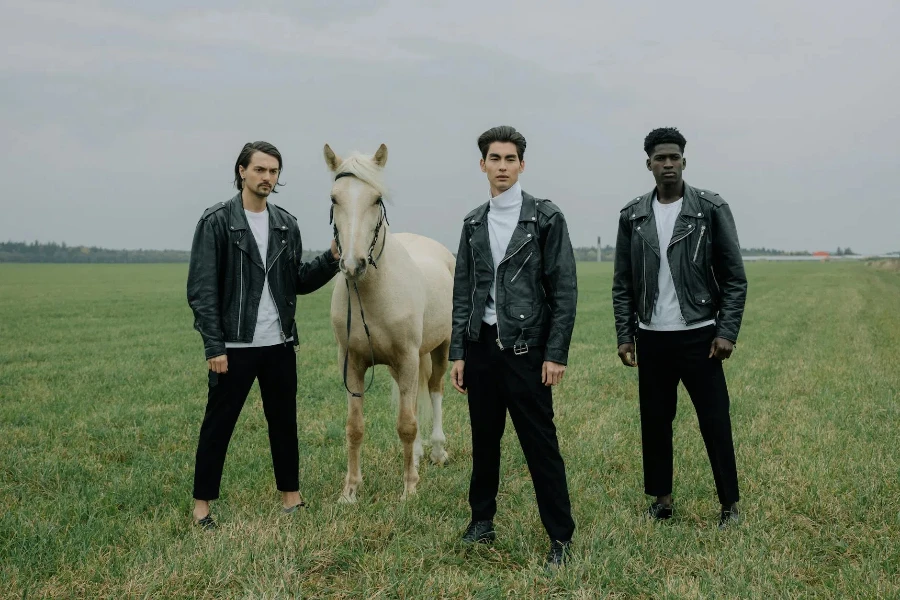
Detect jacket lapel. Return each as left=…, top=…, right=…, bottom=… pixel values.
left=228, top=194, right=264, bottom=270
left=631, top=190, right=660, bottom=256
left=467, top=203, right=492, bottom=264
left=500, top=193, right=539, bottom=262
left=668, top=184, right=703, bottom=248
left=266, top=206, right=291, bottom=271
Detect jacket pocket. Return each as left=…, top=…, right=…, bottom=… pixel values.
left=507, top=304, right=533, bottom=322
left=692, top=289, right=713, bottom=307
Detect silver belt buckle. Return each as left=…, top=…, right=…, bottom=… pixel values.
left=513, top=342, right=528, bottom=356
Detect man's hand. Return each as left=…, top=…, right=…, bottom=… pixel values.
left=208, top=354, right=228, bottom=374
left=709, top=337, right=734, bottom=360
left=618, top=342, right=637, bottom=367
left=450, top=360, right=466, bottom=394
left=330, top=238, right=340, bottom=261
left=542, top=361, right=566, bottom=386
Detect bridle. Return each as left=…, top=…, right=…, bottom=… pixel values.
left=329, top=171, right=389, bottom=270
left=329, top=171, right=390, bottom=398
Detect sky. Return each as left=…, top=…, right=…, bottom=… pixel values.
left=2, top=0, right=898, bottom=255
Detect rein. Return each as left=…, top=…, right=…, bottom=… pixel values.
left=329, top=171, right=390, bottom=398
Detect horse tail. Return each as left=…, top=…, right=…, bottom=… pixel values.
left=389, top=354, right=433, bottom=434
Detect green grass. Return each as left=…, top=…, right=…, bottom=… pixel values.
left=1, top=261, right=898, bottom=599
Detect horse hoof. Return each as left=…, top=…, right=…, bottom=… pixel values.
left=431, top=450, right=450, bottom=466
left=400, top=488, right=417, bottom=501
left=338, top=490, right=357, bottom=504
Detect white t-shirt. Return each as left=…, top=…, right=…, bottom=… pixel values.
left=225, top=208, right=291, bottom=348
left=639, top=196, right=716, bottom=331
left=483, top=181, right=523, bottom=326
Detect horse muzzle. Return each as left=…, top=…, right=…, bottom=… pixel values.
left=339, top=256, right=368, bottom=280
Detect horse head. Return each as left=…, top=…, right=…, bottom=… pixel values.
left=324, top=143, right=390, bottom=281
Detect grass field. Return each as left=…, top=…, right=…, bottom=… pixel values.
left=1, top=261, right=898, bottom=599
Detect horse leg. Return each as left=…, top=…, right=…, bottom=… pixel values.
left=394, top=356, right=420, bottom=500
left=428, top=342, right=450, bottom=465
left=339, top=357, right=366, bottom=504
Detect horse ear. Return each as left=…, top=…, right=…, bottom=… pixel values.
left=373, top=143, right=388, bottom=168
left=324, top=144, right=342, bottom=172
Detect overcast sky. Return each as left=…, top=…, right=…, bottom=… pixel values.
left=2, top=0, right=898, bottom=254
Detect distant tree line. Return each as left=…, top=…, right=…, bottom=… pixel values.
left=0, top=241, right=868, bottom=264
left=0, top=241, right=328, bottom=263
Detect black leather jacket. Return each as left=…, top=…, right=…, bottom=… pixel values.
left=450, top=192, right=578, bottom=365
left=612, top=183, right=747, bottom=347
left=187, top=193, right=339, bottom=359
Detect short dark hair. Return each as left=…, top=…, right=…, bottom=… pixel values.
left=234, top=141, right=284, bottom=193
left=477, top=125, right=526, bottom=161
left=644, top=127, right=686, bottom=156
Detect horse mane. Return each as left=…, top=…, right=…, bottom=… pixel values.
left=335, top=152, right=390, bottom=201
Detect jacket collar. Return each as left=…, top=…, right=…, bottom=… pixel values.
left=227, top=192, right=292, bottom=270
left=630, top=182, right=704, bottom=221
left=630, top=182, right=705, bottom=256
left=469, top=190, right=539, bottom=224
left=468, top=190, right=540, bottom=264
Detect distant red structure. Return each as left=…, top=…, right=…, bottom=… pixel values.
left=812, top=251, right=830, bottom=259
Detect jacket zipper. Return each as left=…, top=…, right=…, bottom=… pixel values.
left=509, top=252, right=533, bottom=283
left=266, top=242, right=288, bottom=344
left=494, top=237, right=532, bottom=349
left=642, top=240, right=648, bottom=317
left=467, top=246, right=476, bottom=340
left=238, top=253, right=244, bottom=335
left=668, top=228, right=694, bottom=248
left=693, top=225, right=706, bottom=262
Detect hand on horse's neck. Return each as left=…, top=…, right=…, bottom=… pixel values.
left=242, top=189, right=268, bottom=213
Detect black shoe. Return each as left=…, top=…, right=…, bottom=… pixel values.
left=282, top=501, right=307, bottom=514
left=647, top=502, right=674, bottom=521
left=718, top=505, right=741, bottom=530
left=461, top=520, right=495, bottom=544
left=195, top=515, right=217, bottom=531
left=545, top=540, right=570, bottom=571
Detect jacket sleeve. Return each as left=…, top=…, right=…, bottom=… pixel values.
left=449, top=225, right=471, bottom=362
left=711, top=202, right=747, bottom=343
left=612, top=211, right=637, bottom=346
left=187, top=217, right=226, bottom=360
left=540, top=212, right=578, bottom=365
left=295, top=249, right=339, bottom=295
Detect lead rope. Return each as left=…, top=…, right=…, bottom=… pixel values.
left=330, top=179, right=388, bottom=398
left=342, top=279, right=377, bottom=398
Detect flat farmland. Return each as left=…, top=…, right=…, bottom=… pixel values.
left=1, top=261, right=898, bottom=599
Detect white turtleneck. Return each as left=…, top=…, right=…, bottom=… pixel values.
left=483, top=180, right=523, bottom=326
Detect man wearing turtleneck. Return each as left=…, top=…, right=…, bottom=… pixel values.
left=450, top=126, right=578, bottom=571
left=483, top=180, right=523, bottom=326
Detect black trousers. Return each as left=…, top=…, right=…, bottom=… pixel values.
left=193, top=344, right=299, bottom=501
left=636, top=325, right=740, bottom=505
left=466, top=322, right=575, bottom=543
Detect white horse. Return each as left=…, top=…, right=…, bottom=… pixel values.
left=324, top=143, right=454, bottom=502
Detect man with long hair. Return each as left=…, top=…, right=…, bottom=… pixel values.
left=186, top=141, right=339, bottom=528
